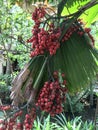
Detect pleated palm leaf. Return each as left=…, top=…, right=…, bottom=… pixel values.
left=51, top=32, right=98, bottom=92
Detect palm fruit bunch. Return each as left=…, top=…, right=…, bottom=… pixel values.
left=11, top=5, right=98, bottom=116
left=36, top=71, right=67, bottom=116
left=0, top=106, right=36, bottom=130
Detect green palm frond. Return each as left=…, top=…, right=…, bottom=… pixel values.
left=50, top=32, right=98, bottom=92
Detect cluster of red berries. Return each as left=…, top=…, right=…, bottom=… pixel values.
left=0, top=110, right=23, bottom=130
left=27, top=7, right=61, bottom=57
left=24, top=108, right=36, bottom=130
left=62, top=25, right=80, bottom=42
left=62, top=19, right=94, bottom=47
left=32, top=7, right=46, bottom=22
left=30, top=27, right=61, bottom=57
left=36, top=72, right=67, bottom=116
left=0, top=105, right=11, bottom=111
left=0, top=107, right=36, bottom=130
left=77, top=27, right=95, bottom=46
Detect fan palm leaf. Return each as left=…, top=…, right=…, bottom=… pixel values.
left=49, top=31, right=98, bottom=92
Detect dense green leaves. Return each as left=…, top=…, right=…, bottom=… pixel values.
left=0, top=1, right=33, bottom=68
